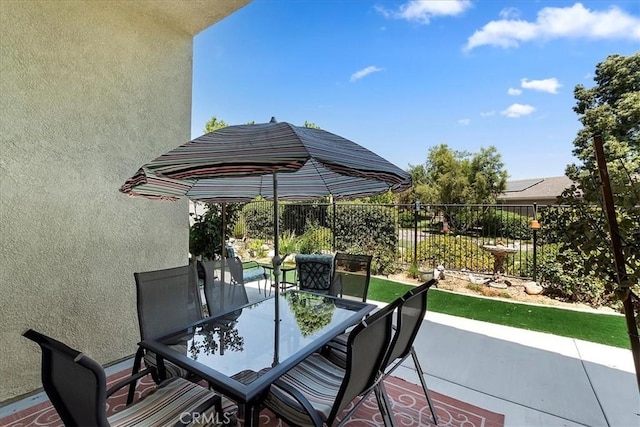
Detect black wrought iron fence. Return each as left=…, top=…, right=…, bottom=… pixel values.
left=236, top=200, right=566, bottom=279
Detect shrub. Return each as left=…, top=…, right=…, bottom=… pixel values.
left=278, top=230, right=300, bottom=255
left=242, top=200, right=281, bottom=241
left=398, top=210, right=415, bottom=228
left=247, top=239, right=267, bottom=258
left=298, top=222, right=332, bottom=254
left=190, top=203, right=240, bottom=260
left=477, top=210, right=531, bottom=240
left=331, top=203, right=399, bottom=275
left=232, top=215, right=246, bottom=239
left=282, top=203, right=329, bottom=236
left=416, top=236, right=493, bottom=273
left=525, top=243, right=613, bottom=306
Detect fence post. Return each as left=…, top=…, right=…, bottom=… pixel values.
left=414, top=201, right=420, bottom=266
left=532, top=202, right=538, bottom=281
left=332, top=199, right=336, bottom=251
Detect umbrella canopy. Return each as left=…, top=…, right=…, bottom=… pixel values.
left=120, top=118, right=410, bottom=200
left=120, top=118, right=411, bottom=294
left=121, top=159, right=408, bottom=202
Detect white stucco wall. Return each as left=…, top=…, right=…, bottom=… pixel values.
left=0, top=0, right=247, bottom=402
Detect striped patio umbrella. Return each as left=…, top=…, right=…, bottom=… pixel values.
left=120, top=118, right=411, bottom=295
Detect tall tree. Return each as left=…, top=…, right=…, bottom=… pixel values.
left=558, top=53, right=639, bottom=293
left=410, top=144, right=507, bottom=205
left=468, top=146, right=508, bottom=203
left=204, top=116, right=228, bottom=133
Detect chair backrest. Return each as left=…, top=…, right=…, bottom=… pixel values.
left=201, top=259, right=249, bottom=316
left=134, top=264, right=203, bottom=341
left=23, top=329, right=109, bottom=427
left=295, top=254, right=334, bottom=294
left=225, top=244, right=236, bottom=259
left=383, top=279, right=437, bottom=367
left=327, top=298, right=399, bottom=423
left=225, top=256, right=246, bottom=285
left=332, top=253, right=373, bottom=302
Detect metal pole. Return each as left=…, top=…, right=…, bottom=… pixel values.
left=332, top=198, right=336, bottom=251
left=593, top=134, right=640, bottom=394
left=414, top=201, right=419, bottom=267
left=532, top=203, right=537, bottom=282
left=272, top=172, right=280, bottom=366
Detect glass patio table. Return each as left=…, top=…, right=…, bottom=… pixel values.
left=139, top=290, right=375, bottom=426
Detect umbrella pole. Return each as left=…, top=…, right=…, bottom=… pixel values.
left=221, top=202, right=227, bottom=307
left=272, top=172, right=280, bottom=366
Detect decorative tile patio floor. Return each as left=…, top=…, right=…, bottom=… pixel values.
left=0, top=365, right=503, bottom=426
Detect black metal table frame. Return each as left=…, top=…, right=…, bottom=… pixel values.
left=260, top=263, right=297, bottom=295
left=140, top=292, right=375, bottom=426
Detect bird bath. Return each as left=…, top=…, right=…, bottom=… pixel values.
left=482, top=244, right=518, bottom=289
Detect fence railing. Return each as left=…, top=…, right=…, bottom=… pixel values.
left=236, top=201, right=567, bottom=279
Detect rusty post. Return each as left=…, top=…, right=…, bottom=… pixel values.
left=593, top=134, right=640, bottom=394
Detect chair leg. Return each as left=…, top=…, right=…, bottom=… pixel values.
left=410, top=347, right=438, bottom=425
left=374, top=382, right=396, bottom=427
left=127, top=347, right=144, bottom=405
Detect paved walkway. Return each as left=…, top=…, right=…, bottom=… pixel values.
left=399, top=312, right=640, bottom=427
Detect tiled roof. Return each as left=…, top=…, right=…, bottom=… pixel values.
left=499, top=176, right=575, bottom=201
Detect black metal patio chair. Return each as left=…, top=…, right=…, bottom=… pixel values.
left=295, top=254, right=335, bottom=295
left=326, top=279, right=440, bottom=425
left=225, top=245, right=268, bottom=294
left=262, top=296, right=400, bottom=426
left=200, top=259, right=249, bottom=317
left=127, top=263, right=204, bottom=404
left=23, top=329, right=225, bottom=427
left=332, top=253, right=373, bottom=302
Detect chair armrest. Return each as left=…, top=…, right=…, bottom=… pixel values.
left=243, top=260, right=261, bottom=269
left=106, top=368, right=153, bottom=398
left=271, top=379, right=324, bottom=426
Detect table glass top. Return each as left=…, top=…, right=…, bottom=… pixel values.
left=156, top=291, right=371, bottom=386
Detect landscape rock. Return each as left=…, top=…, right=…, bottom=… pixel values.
left=525, top=281, right=544, bottom=295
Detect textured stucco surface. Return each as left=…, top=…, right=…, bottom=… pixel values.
left=0, top=0, right=247, bottom=402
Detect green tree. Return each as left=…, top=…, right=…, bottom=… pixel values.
left=204, top=116, right=228, bottom=133
left=556, top=53, right=640, bottom=302
left=414, top=144, right=507, bottom=205
left=468, top=146, right=508, bottom=203
left=189, top=203, right=241, bottom=259
left=303, top=121, right=321, bottom=129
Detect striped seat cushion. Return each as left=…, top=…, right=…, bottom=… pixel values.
left=263, top=353, right=344, bottom=426
left=109, top=377, right=224, bottom=427
left=324, top=334, right=348, bottom=369
left=144, top=347, right=192, bottom=379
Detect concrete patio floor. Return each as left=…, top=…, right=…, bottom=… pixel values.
left=402, top=312, right=639, bottom=426
left=4, top=279, right=638, bottom=426
left=243, top=279, right=640, bottom=426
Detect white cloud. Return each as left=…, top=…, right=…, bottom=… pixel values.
left=501, top=103, right=536, bottom=118
left=480, top=110, right=496, bottom=117
left=350, top=66, right=383, bottom=82
left=376, top=0, right=472, bottom=24
left=521, top=77, right=562, bottom=94
left=499, top=7, right=521, bottom=20
left=507, top=88, right=522, bottom=96
left=458, top=118, right=470, bottom=125
left=465, top=3, right=640, bottom=50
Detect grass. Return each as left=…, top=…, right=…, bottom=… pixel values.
left=368, top=277, right=629, bottom=349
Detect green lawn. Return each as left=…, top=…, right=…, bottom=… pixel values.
left=368, top=277, right=629, bottom=349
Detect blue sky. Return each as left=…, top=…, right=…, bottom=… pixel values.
left=191, top=1, right=640, bottom=180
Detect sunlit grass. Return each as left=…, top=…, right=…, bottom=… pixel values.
left=368, top=277, right=629, bottom=349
